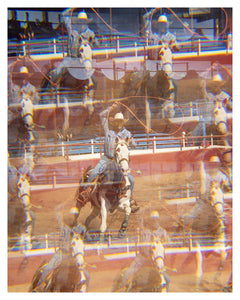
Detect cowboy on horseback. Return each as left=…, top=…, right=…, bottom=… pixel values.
left=78, top=103, right=140, bottom=213
left=143, top=10, right=178, bottom=51
left=116, top=210, right=170, bottom=291
left=205, top=74, right=232, bottom=142
left=62, top=8, right=99, bottom=58
left=9, top=66, right=39, bottom=105
left=34, top=207, right=91, bottom=291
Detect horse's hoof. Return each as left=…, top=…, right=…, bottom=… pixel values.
left=131, top=205, right=140, bottom=213
left=118, top=230, right=127, bottom=238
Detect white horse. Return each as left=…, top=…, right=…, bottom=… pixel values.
left=151, top=238, right=168, bottom=292
left=17, top=173, right=34, bottom=250
left=8, top=97, right=35, bottom=143
left=212, top=98, right=231, bottom=146
left=70, top=234, right=88, bottom=292
left=158, top=44, right=176, bottom=118
left=30, top=234, right=89, bottom=292
left=76, top=137, right=132, bottom=238
left=179, top=162, right=229, bottom=290
left=112, top=238, right=169, bottom=292
left=42, top=36, right=95, bottom=140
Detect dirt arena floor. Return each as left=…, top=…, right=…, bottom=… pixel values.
left=8, top=170, right=232, bottom=292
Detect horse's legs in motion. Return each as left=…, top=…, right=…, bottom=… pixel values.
left=85, top=206, right=100, bottom=229
left=100, top=195, right=109, bottom=240
left=213, top=229, right=228, bottom=283
left=118, top=193, right=131, bottom=236
left=83, top=84, right=94, bottom=125
left=195, top=242, right=203, bottom=291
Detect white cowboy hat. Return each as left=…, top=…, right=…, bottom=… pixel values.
left=150, top=210, right=160, bottom=218
left=209, top=155, right=221, bottom=163
left=211, top=74, right=225, bottom=85
left=75, top=10, right=92, bottom=24
left=109, top=112, right=128, bottom=125
left=20, top=66, right=29, bottom=74
left=158, top=15, right=168, bottom=23
left=69, top=207, right=79, bottom=214
left=213, top=74, right=223, bottom=82
left=16, top=66, right=33, bottom=78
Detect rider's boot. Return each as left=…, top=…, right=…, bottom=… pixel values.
left=130, top=198, right=140, bottom=213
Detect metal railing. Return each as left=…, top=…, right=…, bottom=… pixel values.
left=8, top=36, right=232, bottom=58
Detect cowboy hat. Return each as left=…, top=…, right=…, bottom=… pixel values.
left=158, top=15, right=168, bottom=23
left=211, top=74, right=226, bottom=86
left=13, top=66, right=34, bottom=78
left=72, top=10, right=92, bottom=24
left=208, top=155, right=221, bottom=163
left=150, top=210, right=160, bottom=218
left=109, top=112, right=128, bottom=125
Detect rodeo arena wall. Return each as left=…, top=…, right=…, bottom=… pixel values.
left=7, top=7, right=233, bottom=293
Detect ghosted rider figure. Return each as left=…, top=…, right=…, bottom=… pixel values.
left=35, top=207, right=91, bottom=291
left=62, top=8, right=99, bottom=57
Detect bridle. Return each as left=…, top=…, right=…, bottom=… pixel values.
left=115, top=141, right=130, bottom=171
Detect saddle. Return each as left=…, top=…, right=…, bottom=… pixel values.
left=77, top=162, right=125, bottom=207
left=99, top=161, right=125, bottom=204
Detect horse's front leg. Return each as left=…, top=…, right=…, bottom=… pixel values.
left=195, top=242, right=203, bottom=291
left=85, top=206, right=100, bottom=229
left=100, top=193, right=109, bottom=240
left=118, top=189, right=131, bottom=237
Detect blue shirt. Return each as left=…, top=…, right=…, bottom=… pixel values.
left=205, top=171, right=231, bottom=194
left=150, top=31, right=177, bottom=47
left=100, top=108, right=136, bottom=159
left=59, top=222, right=90, bottom=252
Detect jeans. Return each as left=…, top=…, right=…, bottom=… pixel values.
left=87, top=155, right=134, bottom=195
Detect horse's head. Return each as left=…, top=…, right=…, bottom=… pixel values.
left=213, top=99, right=228, bottom=134
left=77, top=36, right=92, bottom=70
left=71, top=234, right=87, bottom=292
left=114, top=137, right=130, bottom=175
left=158, top=43, right=172, bottom=64
left=151, top=239, right=165, bottom=272
left=210, top=185, right=224, bottom=219
left=17, top=173, right=31, bottom=208
left=19, top=98, right=35, bottom=141
left=71, top=234, right=85, bottom=269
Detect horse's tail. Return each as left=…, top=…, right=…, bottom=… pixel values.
left=29, top=260, right=48, bottom=292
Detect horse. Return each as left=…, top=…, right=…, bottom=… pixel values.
left=8, top=167, right=34, bottom=250
left=207, top=97, right=232, bottom=147
left=112, top=238, right=168, bottom=292
left=30, top=234, right=89, bottom=292
left=41, top=36, right=96, bottom=141
left=120, top=45, right=177, bottom=121
left=75, top=137, right=132, bottom=239
left=8, top=97, right=36, bottom=155
left=177, top=183, right=229, bottom=291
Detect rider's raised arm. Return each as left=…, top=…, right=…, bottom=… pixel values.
left=199, top=160, right=207, bottom=196
left=99, top=107, right=111, bottom=134
left=99, top=103, right=120, bottom=134
left=62, top=8, right=73, bottom=33
left=143, top=8, right=155, bottom=40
